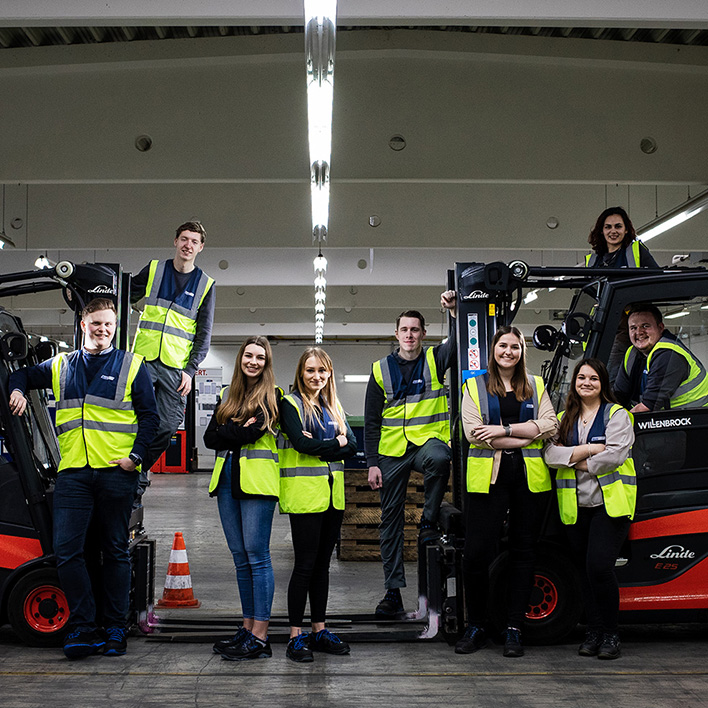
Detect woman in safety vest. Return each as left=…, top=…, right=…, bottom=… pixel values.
left=204, top=336, right=281, bottom=661
left=585, top=206, right=658, bottom=268
left=456, top=326, right=557, bottom=658
left=544, top=358, right=635, bottom=660
left=279, top=347, right=357, bottom=663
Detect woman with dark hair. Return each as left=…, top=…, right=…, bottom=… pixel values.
left=279, top=347, right=357, bottom=663
left=544, top=358, right=636, bottom=660
left=585, top=206, right=658, bottom=268
left=204, top=336, right=281, bottom=661
left=455, top=326, right=557, bottom=658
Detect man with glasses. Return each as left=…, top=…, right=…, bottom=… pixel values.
left=613, top=303, right=708, bottom=411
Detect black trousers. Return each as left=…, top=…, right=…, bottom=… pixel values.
left=565, top=505, right=631, bottom=634
left=287, top=503, right=344, bottom=627
left=463, top=451, right=548, bottom=628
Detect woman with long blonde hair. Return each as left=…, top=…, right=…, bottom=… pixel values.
left=204, top=336, right=281, bottom=661
left=278, top=347, right=357, bottom=663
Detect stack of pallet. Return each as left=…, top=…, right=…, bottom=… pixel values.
left=340, top=469, right=434, bottom=561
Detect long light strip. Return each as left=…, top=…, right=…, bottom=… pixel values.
left=304, top=0, right=336, bottom=344
left=637, top=187, right=708, bottom=243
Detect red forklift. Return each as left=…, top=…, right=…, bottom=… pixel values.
left=0, top=261, right=155, bottom=645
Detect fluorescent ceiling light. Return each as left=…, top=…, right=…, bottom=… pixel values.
left=665, top=309, right=690, bottom=319
left=637, top=188, right=708, bottom=243
left=344, top=374, right=369, bottom=383
left=523, top=290, right=538, bottom=304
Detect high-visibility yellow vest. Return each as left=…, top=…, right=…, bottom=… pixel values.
left=623, top=336, right=708, bottom=409
left=277, top=393, right=345, bottom=514
left=51, top=349, right=143, bottom=471
left=208, top=386, right=280, bottom=496
left=464, top=374, right=551, bottom=494
left=132, top=259, right=214, bottom=369
left=585, top=240, right=641, bottom=267
left=373, top=346, right=450, bottom=458
left=554, top=404, right=637, bottom=525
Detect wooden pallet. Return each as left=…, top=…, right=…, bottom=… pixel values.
left=339, top=468, right=450, bottom=562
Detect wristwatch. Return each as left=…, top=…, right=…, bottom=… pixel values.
left=504, top=424, right=512, bottom=437
left=129, top=452, right=142, bottom=467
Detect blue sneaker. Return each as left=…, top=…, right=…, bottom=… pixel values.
left=63, top=629, right=105, bottom=660
left=103, top=626, right=128, bottom=656
left=221, top=631, right=272, bottom=661
left=286, top=632, right=313, bottom=663
left=310, top=628, right=350, bottom=655
left=375, top=589, right=405, bottom=618
left=454, top=625, right=487, bottom=654
left=213, top=627, right=249, bottom=655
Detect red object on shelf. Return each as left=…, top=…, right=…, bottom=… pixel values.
left=152, top=430, right=188, bottom=473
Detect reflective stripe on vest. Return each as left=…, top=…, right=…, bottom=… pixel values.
left=624, top=336, right=708, bottom=410
left=207, top=386, right=280, bottom=496
left=373, top=346, right=450, bottom=458
left=554, top=404, right=637, bottom=525
left=585, top=240, right=641, bottom=268
left=132, top=259, right=214, bottom=369
left=464, top=374, right=551, bottom=494
left=277, top=393, right=345, bottom=514
left=51, top=350, right=142, bottom=471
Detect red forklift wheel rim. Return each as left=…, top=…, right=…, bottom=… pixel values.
left=23, top=584, right=69, bottom=634
left=526, top=573, right=559, bottom=620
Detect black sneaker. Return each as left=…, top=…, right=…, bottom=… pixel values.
left=578, top=630, right=603, bottom=657
left=597, top=632, right=621, bottom=660
left=212, top=627, right=248, bottom=655
left=502, top=626, right=524, bottom=658
left=418, top=518, right=440, bottom=546
left=63, top=629, right=106, bottom=660
left=103, top=626, right=127, bottom=656
left=221, top=631, right=272, bottom=661
left=310, top=628, right=350, bottom=655
left=286, top=633, right=314, bottom=663
left=454, top=625, right=487, bottom=654
left=375, top=589, right=405, bottom=618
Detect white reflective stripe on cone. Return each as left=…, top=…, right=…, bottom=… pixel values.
left=164, top=574, right=193, bottom=589
left=169, top=549, right=189, bottom=563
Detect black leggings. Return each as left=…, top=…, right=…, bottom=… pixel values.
left=287, top=504, right=344, bottom=627
left=463, top=452, right=548, bottom=628
left=565, top=505, right=631, bottom=634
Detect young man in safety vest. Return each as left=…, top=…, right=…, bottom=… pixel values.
left=9, top=298, right=158, bottom=659
left=131, top=220, right=215, bottom=479
left=365, top=290, right=456, bottom=617
left=613, top=303, right=708, bottom=412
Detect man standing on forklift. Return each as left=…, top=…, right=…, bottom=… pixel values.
left=366, top=290, right=456, bottom=617
left=131, top=221, right=215, bottom=482
left=614, top=303, right=708, bottom=412
left=8, top=298, right=159, bottom=659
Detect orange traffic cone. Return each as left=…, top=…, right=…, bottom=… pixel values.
left=156, top=532, right=201, bottom=608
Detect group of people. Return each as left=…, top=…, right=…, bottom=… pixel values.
left=6, top=206, right=705, bottom=663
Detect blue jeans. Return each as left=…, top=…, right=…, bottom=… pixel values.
left=217, top=459, right=276, bottom=622
left=53, top=466, right=138, bottom=631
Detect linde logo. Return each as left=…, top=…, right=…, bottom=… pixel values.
left=463, top=290, right=488, bottom=300
left=637, top=417, right=691, bottom=430
left=88, top=285, right=115, bottom=295
left=650, top=545, right=695, bottom=560
left=100, top=375, right=115, bottom=381
left=185, top=290, right=195, bottom=297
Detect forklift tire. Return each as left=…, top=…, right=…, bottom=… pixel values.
left=7, top=567, right=70, bottom=647
left=488, top=547, right=582, bottom=644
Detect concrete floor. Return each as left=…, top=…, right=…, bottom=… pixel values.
left=2, top=472, right=708, bottom=707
